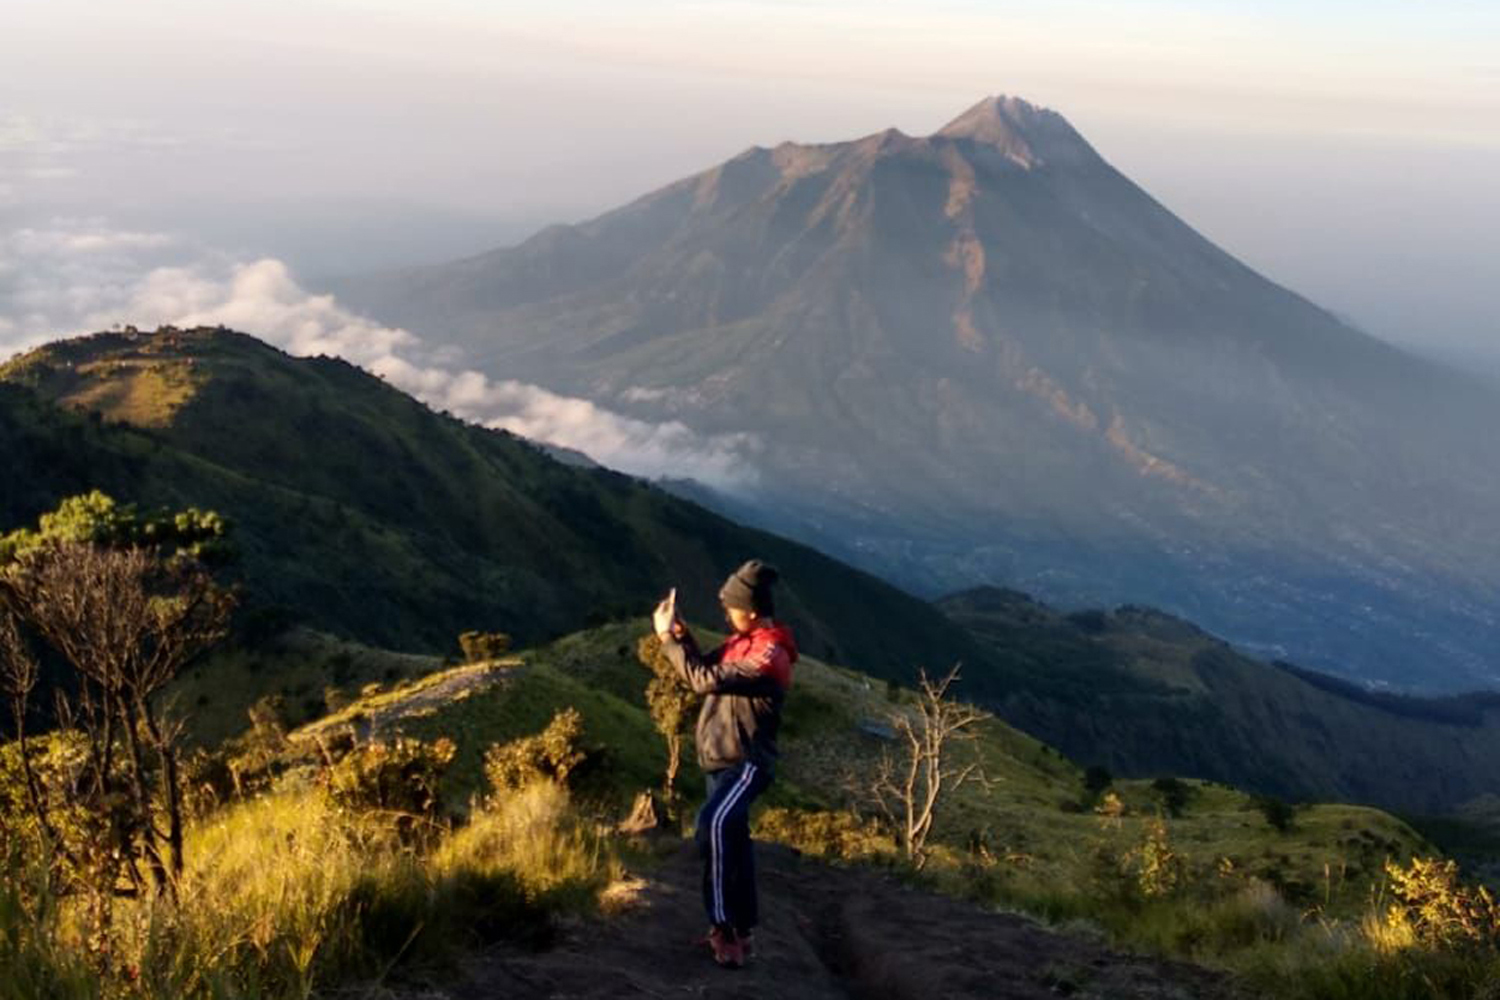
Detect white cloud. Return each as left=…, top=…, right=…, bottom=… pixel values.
left=14, top=227, right=176, bottom=255
left=0, top=222, right=758, bottom=487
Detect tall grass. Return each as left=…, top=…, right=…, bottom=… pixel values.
left=978, top=875, right=1500, bottom=999
left=0, top=781, right=614, bottom=1000
left=437, top=781, right=618, bottom=910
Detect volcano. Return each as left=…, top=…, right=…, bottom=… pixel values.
left=333, top=97, right=1500, bottom=691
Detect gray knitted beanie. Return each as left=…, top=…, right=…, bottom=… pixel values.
left=718, top=559, right=779, bottom=615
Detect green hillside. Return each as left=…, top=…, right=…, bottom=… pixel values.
left=942, top=587, right=1500, bottom=815
left=0, top=326, right=985, bottom=676
left=9, top=326, right=1500, bottom=820
left=12, top=613, right=1473, bottom=1000
left=296, top=620, right=1429, bottom=925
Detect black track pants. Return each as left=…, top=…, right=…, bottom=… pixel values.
left=695, top=761, right=772, bottom=933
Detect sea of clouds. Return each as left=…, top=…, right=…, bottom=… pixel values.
left=0, top=218, right=758, bottom=487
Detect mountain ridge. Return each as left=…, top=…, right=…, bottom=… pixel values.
left=0, top=325, right=986, bottom=676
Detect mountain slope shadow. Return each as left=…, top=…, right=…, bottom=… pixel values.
left=394, top=841, right=1243, bottom=1000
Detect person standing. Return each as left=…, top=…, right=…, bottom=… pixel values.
left=653, top=559, right=797, bottom=969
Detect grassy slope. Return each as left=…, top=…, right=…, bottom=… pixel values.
left=170, top=629, right=444, bottom=746
left=0, top=327, right=985, bottom=677
left=294, top=620, right=1427, bottom=922
left=943, top=587, right=1500, bottom=816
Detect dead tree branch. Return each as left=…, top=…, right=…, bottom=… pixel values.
left=869, top=665, right=991, bottom=869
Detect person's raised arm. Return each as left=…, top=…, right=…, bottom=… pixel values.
left=659, top=629, right=785, bottom=696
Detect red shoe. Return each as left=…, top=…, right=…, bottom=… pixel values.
left=706, top=926, right=744, bottom=969
left=738, top=930, right=755, bottom=960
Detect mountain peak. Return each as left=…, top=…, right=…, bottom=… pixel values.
left=935, top=95, right=1095, bottom=167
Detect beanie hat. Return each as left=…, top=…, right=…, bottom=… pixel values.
left=719, top=559, right=779, bottom=616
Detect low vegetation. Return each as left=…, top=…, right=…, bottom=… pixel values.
left=1, top=724, right=618, bottom=999
left=2, top=494, right=1499, bottom=997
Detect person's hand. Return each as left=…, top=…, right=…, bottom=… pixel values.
left=652, top=587, right=678, bottom=637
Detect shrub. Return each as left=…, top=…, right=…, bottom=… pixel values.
left=1093, top=791, right=1127, bottom=824
left=458, top=631, right=512, bottom=663
left=0, top=731, right=93, bottom=869
left=1377, top=856, right=1500, bottom=951
left=635, top=635, right=698, bottom=801
left=1129, top=818, right=1183, bottom=898
left=323, top=736, right=457, bottom=839
left=1255, top=794, right=1297, bottom=833
left=754, top=807, right=896, bottom=863
left=1083, top=765, right=1113, bottom=797
left=1152, top=776, right=1193, bottom=817
left=483, top=708, right=587, bottom=793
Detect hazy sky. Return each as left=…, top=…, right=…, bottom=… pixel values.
left=2, top=0, right=1497, bottom=367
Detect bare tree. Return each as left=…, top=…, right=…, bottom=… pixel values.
left=0, top=540, right=234, bottom=898
left=871, top=665, right=991, bottom=869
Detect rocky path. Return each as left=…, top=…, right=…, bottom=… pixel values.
left=388, top=841, right=1247, bottom=1000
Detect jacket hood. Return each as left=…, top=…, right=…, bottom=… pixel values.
left=760, top=622, right=799, bottom=664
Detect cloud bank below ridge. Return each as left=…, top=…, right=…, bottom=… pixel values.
left=0, top=221, right=758, bottom=487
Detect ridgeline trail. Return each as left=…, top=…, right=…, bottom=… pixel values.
left=385, top=841, right=1245, bottom=1000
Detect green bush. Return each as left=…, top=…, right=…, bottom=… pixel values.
left=1083, top=764, right=1113, bottom=797
left=1152, top=776, right=1193, bottom=817
left=754, top=807, right=896, bottom=863
left=636, top=635, right=697, bottom=800
left=483, top=708, right=587, bottom=792
left=1255, top=794, right=1297, bottom=833
left=323, top=736, right=457, bottom=839
left=458, top=631, right=512, bottom=663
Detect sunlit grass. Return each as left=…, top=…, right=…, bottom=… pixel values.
left=0, top=777, right=616, bottom=1000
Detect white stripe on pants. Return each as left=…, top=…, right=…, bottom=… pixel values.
left=710, top=763, right=757, bottom=926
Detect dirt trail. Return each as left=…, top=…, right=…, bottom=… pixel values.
left=392, top=841, right=1247, bottom=1000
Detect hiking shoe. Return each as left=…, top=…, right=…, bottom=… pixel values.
left=706, top=926, right=744, bottom=969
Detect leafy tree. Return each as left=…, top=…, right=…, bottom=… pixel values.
left=0, top=493, right=235, bottom=924
left=0, top=490, right=231, bottom=566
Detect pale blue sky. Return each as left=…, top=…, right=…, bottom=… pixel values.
left=1, top=0, right=1496, bottom=362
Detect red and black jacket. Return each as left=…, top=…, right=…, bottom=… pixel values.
left=661, top=622, right=797, bottom=772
